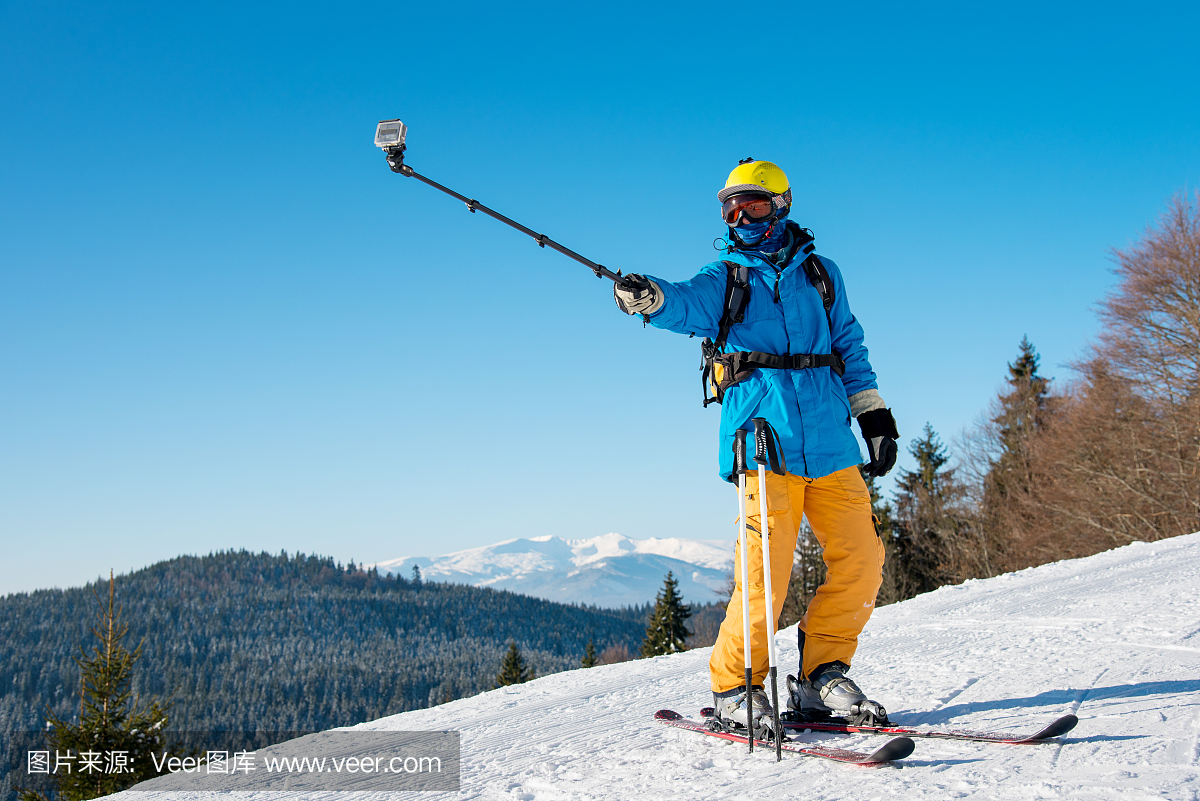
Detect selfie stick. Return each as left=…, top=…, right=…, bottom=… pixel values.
left=374, top=119, right=633, bottom=287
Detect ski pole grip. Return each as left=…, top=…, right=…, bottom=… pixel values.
left=752, top=418, right=786, bottom=476
left=733, top=429, right=749, bottom=475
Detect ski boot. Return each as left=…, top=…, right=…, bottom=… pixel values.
left=785, top=661, right=889, bottom=726
left=711, top=686, right=779, bottom=740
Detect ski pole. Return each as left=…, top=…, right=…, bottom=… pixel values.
left=733, top=428, right=753, bottom=752
left=752, top=417, right=787, bottom=762
left=373, top=119, right=634, bottom=287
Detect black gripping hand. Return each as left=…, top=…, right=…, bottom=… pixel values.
left=614, top=274, right=662, bottom=316
left=856, top=408, right=899, bottom=478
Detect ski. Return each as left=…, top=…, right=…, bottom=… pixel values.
left=654, top=710, right=914, bottom=765
left=699, top=707, right=1078, bottom=745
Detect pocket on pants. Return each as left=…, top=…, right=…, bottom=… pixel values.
left=832, top=466, right=871, bottom=503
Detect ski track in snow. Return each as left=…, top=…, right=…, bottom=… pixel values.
left=113, top=534, right=1200, bottom=801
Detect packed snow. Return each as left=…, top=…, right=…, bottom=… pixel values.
left=118, top=532, right=1200, bottom=800
left=369, top=532, right=733, bottom=607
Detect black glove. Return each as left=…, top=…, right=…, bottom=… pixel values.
left=613, top=274, right=662, bottom=315
left=856, top=408, right=899, bottom=478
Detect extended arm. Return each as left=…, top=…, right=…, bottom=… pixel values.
left=613, top=263, right=728, bottom=338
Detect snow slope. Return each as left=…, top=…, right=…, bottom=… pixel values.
left=368, top=532, right=733, bottom=607
left=119, top=533, right=1200, bottom=800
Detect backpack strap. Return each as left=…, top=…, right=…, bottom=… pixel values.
left=802, top=250, right=836, bottom=335
left=700, top=261, right=750, bottom=407
left=788, top=226, right=835, bottom=322
left=792, top=226, right=842, bottom=366
left=714, top=260, right=750, bottom=352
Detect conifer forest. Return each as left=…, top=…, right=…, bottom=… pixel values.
left=0, top=550, right=662, bottom=800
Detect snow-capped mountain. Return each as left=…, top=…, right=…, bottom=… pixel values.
left=127, top=533, right=1200, bottom=800
left=368, top=532, right=734, bottom=608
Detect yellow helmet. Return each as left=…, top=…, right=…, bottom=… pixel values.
left=717, top=159, right=792, bottom=207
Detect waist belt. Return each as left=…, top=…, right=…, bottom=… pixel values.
left=702, top=345, right=846, bottom=408
left=726, top=350, right=846, bottom=376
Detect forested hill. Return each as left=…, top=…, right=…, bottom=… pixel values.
left=0, top=550, right=650, bottom=738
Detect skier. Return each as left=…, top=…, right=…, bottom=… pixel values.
left=614, top=159, right=900, bottom=734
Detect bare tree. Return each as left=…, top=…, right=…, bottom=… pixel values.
left=1097, top=193, right=1200, bottom=409
left=994, top=192, right=1200, bottom=563
left=598, top=643, right=634, bottom=665
left=1087, top=192, right=1200, bottom=533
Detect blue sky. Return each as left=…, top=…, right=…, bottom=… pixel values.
left=2, top=1, right=1198, bottom=596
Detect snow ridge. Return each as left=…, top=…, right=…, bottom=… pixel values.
left=369, top=532, right=733, bottom=607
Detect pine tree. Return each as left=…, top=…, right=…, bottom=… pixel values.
left=18, top=572, right=178, bottom=801
left=411, top=565, right=422, bottom=585
left=495, top=642, right=533, bottom=687
left=993, top=337, right=1052, bottom=488
left=580, top=640, right=597, bottom=668
left=639, top=572, right=692, bottom=657
left=891, top=424, right=978, bottom=601
left=977, top=336, right=1055, bottom=570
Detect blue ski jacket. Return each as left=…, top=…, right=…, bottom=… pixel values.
left=643, top=229, right=876, bottom=482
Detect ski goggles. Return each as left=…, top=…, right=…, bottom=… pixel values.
left=721, top=193, right=776, bottom=226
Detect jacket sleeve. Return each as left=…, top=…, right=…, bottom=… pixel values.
left=820, top=256, right=878, bottom=398
left=641, top=262, right=728, bottom=339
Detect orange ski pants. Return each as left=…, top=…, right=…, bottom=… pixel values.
left=710, top=465, right=885, bottom=693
